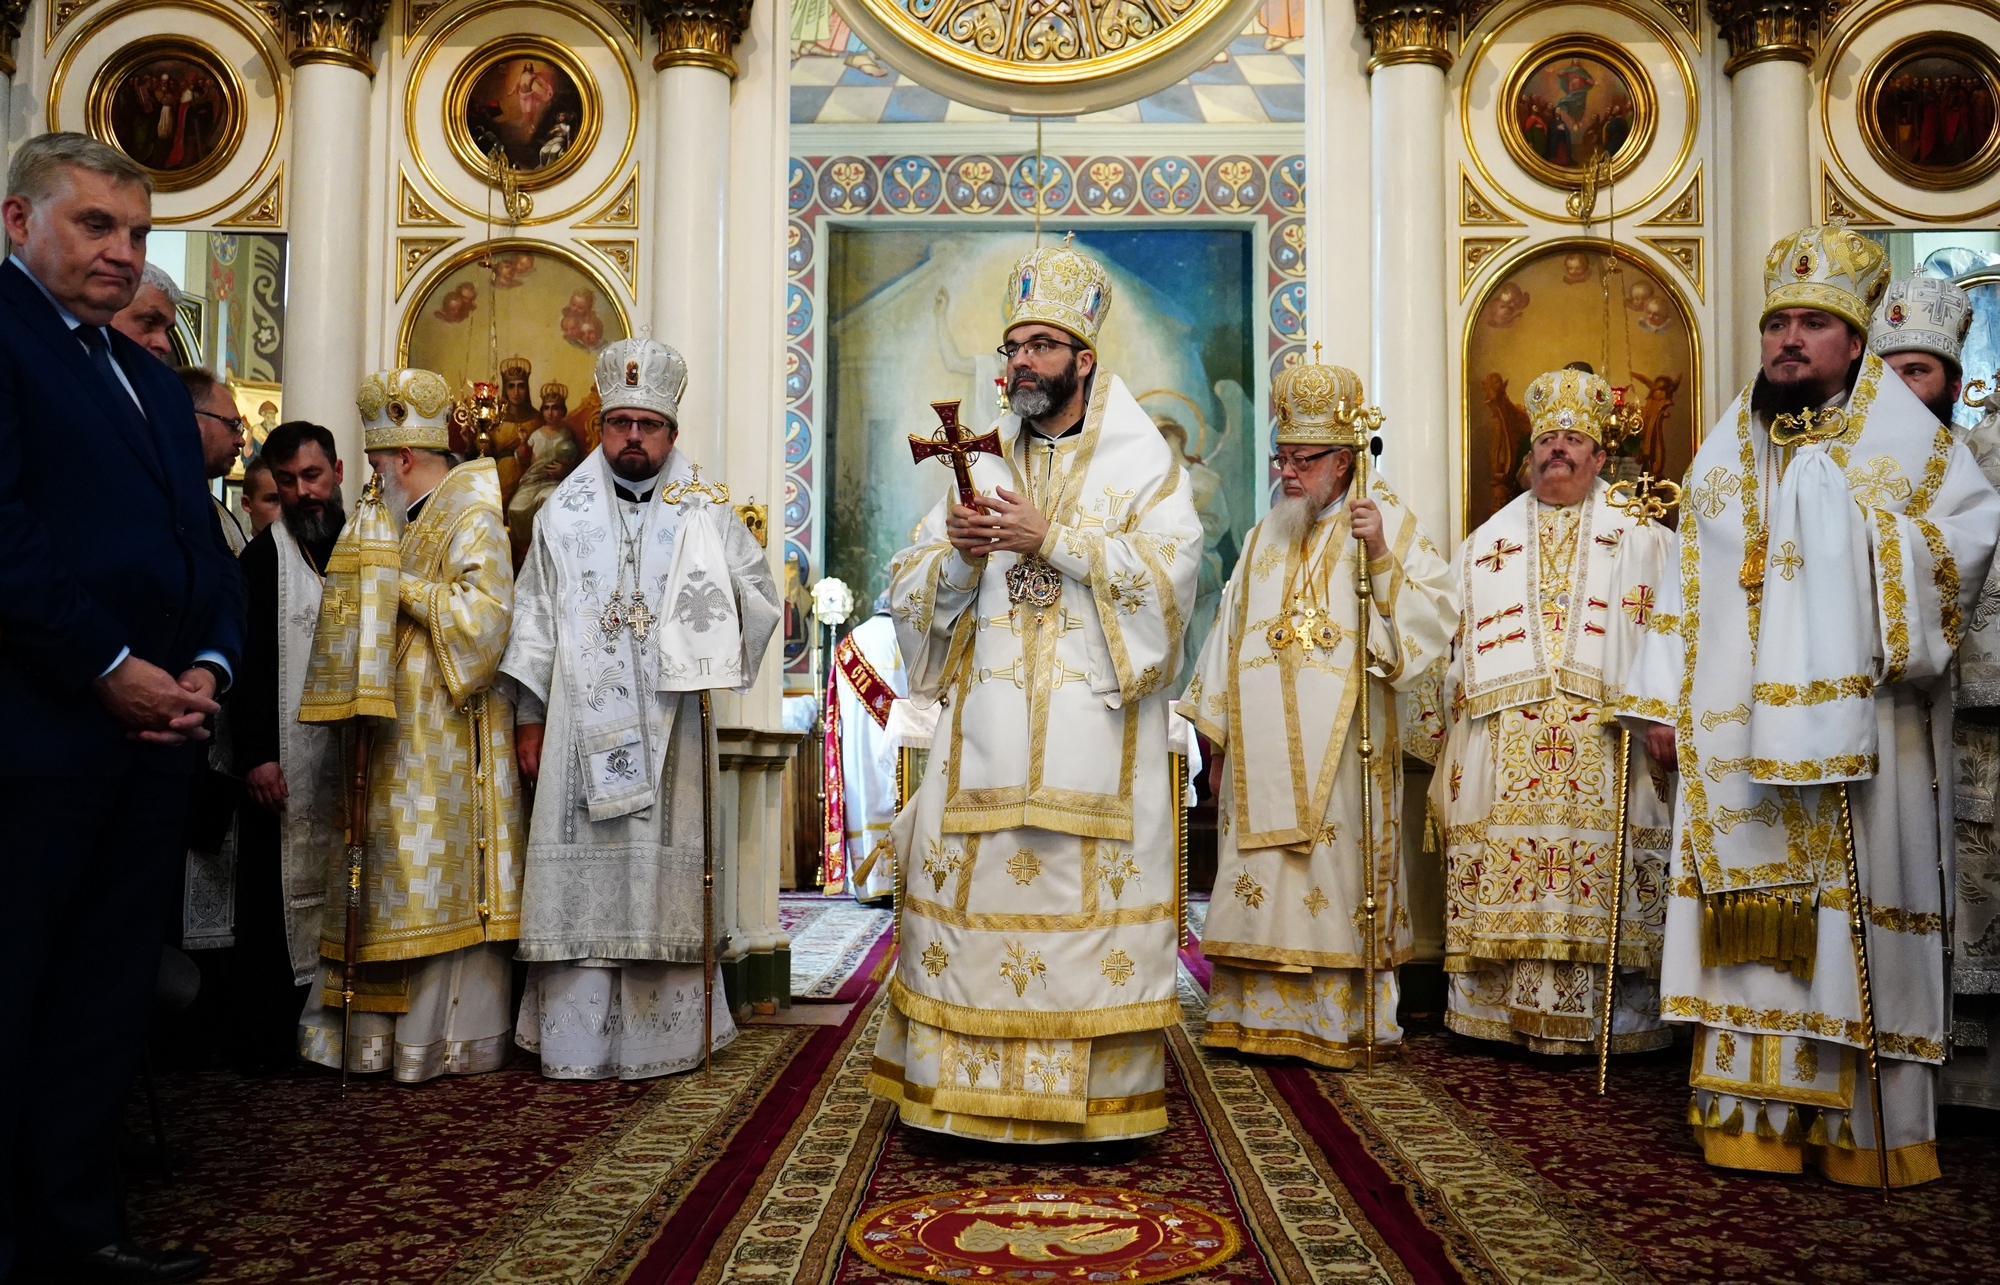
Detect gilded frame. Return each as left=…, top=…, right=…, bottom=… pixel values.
left=442, top=35, right=601, bottom=192
left=1457, top=237, right=1703, bottom=538
left=394, top=237, right=633, bottom=371
left=85, top=34, right=245, bottom=193
left=1498, top=33, right=1658, bottom=191
left=1858, top=32, right=2000, bottom=193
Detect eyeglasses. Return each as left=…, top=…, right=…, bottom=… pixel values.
left=1269, top=448, right=1339, bottom=471
left=603, top=414, right=672, bottom=434
left=196, top=409, right=244, bottom=434
left=996, top=338, right=1082, bottom=361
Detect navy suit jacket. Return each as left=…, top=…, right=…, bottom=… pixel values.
left=0, top=259, right=244, bottom=775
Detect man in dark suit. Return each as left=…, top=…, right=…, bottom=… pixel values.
left=0, top=132, right=242, bottom=1283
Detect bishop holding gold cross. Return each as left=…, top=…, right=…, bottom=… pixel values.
left=869, top=239, right=1202, bottom=1148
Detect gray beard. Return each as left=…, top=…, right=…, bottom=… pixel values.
left=1264, top=493, right=1318, bottom=548
left=375, top=471, right=411, bottom=535
left=1010, top=384, right=1054, bottom=419
left=282, top=497, right=347, bottom=547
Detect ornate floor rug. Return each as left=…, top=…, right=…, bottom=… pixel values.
left=783, top=894, right=894, bottom=999
left=1279, top=1028, right=2000, bottom=1285
left=657, top=973, right=1452, bottom=1285
left=126, top=1026, right=815, bottom=1283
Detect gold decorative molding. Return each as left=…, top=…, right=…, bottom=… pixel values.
left=1640, top=235, right=1704, bottom=299
left=396, top=236, right=460, bottom=298
left=405, top=1, right=443, bottom=42
left=0, top=0, right=26, bottom=76
left=398, top=168, right=459, bottom=228
left=1640, top=167, right=1702, bottom=226
left=1356, top=1, right=1462, bottom=71
left=1821, top=164, right=1888, bottom=226
left=279, top=0, right=389, bottom=76
left=1459, top=169, right=1523, bottom=226
left=1708, top=1, right=1826, bottom=76
left=580, top=237, right=640, bottom=293
left=640, top=0, right=751, bottom=77
left=602, top=0, right=644, bottom=47
left=46, top=0, right=97, bottom=49
left=217, top=167, right=284, bottom=227
left=579, top=172, right=640, bottom=228
left=1460, top=235, right=1524, bottom=298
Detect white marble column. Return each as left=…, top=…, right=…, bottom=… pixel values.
left=1305, top=0, right=1373, bottom=400
left=1359, top=3, right=1456, bottom=538
left=643, top=1, right=750, bottom=478
left=1714, top=3, right=1818, bottom=391
left=279, top=2, right=387, bottom=481
left=0, top=2, right=23, bottom=156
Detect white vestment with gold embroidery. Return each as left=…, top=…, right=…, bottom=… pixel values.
left=868, top=372, right=1202, bottom=1142
left=1435, top=479, right=1674, bottom=1055
left=1182, top=482, right=1455, bottom=1068
left=1619, top=355, right=2000, bottom=1184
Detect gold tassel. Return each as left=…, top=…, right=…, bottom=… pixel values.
left=1720, top=1101, right=1746, bottom=1136
left=1806, top=1110, right=1831, bottom=1147
left=1701, top=896, right=1719, bottom=968
left=1755, top=1104, right=1779, bottom=1140
left=1686, top=1093, right=1705, bottom=1127
left=1836, top=1113, right=1858, bottom=1150
left=1782, top=1105, right=1805, bottom=1145
left=1703, top=1094, right=1724, bottom=1129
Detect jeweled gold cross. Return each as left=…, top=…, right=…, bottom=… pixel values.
left=909, top=400, right=1001, bottom=508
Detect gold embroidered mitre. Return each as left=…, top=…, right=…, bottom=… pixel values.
left=1004, top=236, right=1113, bottom=348
left=1761, top=221, right=1889, bottom=334
left=358, top=368, right=453, bottom=451
left=1272, top=353, right=1369, bottom=446
left=1524, top=368, right=1614, bottom=446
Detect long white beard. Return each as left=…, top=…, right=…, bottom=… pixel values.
left=1264, top=493, right=1318, bottom=548
left=375, top=469, right=411, bottom=536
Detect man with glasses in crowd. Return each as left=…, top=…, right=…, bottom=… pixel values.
left=869, top=239, right=1202, bottom=1148
left=1183, top=350, right=1455, bottom=1068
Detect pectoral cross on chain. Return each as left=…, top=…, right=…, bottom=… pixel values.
left=908, top=399, right=1002, bottom=509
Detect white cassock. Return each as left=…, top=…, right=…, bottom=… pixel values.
left=833, top=609, right=907, bottom=901
left=1433, top=478, right=1674, bottom=1055
left=1183, top=482, right=1456, bottom=1067
left=868, top=372, right=1202, bottom=1143
left=500, top=447, right=781, bottom=1080
left=1619, top=355, right=2000, bottom=1185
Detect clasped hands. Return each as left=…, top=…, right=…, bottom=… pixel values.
left=96, top=656, right=219, bottom=746
left=947, top=488, right=1049, bottom=560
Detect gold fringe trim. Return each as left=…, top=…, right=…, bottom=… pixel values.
left=1781, top=1104, right=1804, bottom=1145
left=888, top=977, right=1179, bottom=1041
left=1806, top=1111, right=1830, bottom=1147
left=1755, top=1105, right=1779, bottom=1140
left=1694, top=1124, right=1805, bottom=1175
left=1452, top=938, right=1658, bottom=968
left=940, top=798, right=1136, bottom=843
left=1463, top=674, right=1556, bottom=721
left=1720, top=1100, right=1745, bottom=1136
left=1686, top=1094, right=1704, bottom=1127
left=1699, top=888, right=1817, bottom=979
left=868, top=1073, right=1168, bottom=1142
left=1203, top=941, right=1417, bottom=971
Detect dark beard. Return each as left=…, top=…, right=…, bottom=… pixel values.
left=609, top=447, right=658, bottom=481
left=1009, top=355, right=1081, bottom=425
left=1750, top=357, right=1862, bottom=422
left=1925, top=393, right=1959, bottom=425
left=284, top=495, right=347, bottom=547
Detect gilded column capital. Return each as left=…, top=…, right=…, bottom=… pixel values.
left=1708, top=1, right=1829, bottom=75
left=1354, top=1, right=1463, bottom=73
left=640, top=0, right=754, bottom=78
left=0, top=0, right=28, bottom=78
left=279, top=0, right=390, bottom=76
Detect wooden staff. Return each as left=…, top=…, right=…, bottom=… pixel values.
left=1353, top=434, right=1383, bottom=1072
left=701, top=690, right=717, bottom=1079
left=341, top=722, right=373, bottom=1091
left=1596, top=724, right=1633, bottom=1095
left=1837, top=781, right=1893, bottom=1196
